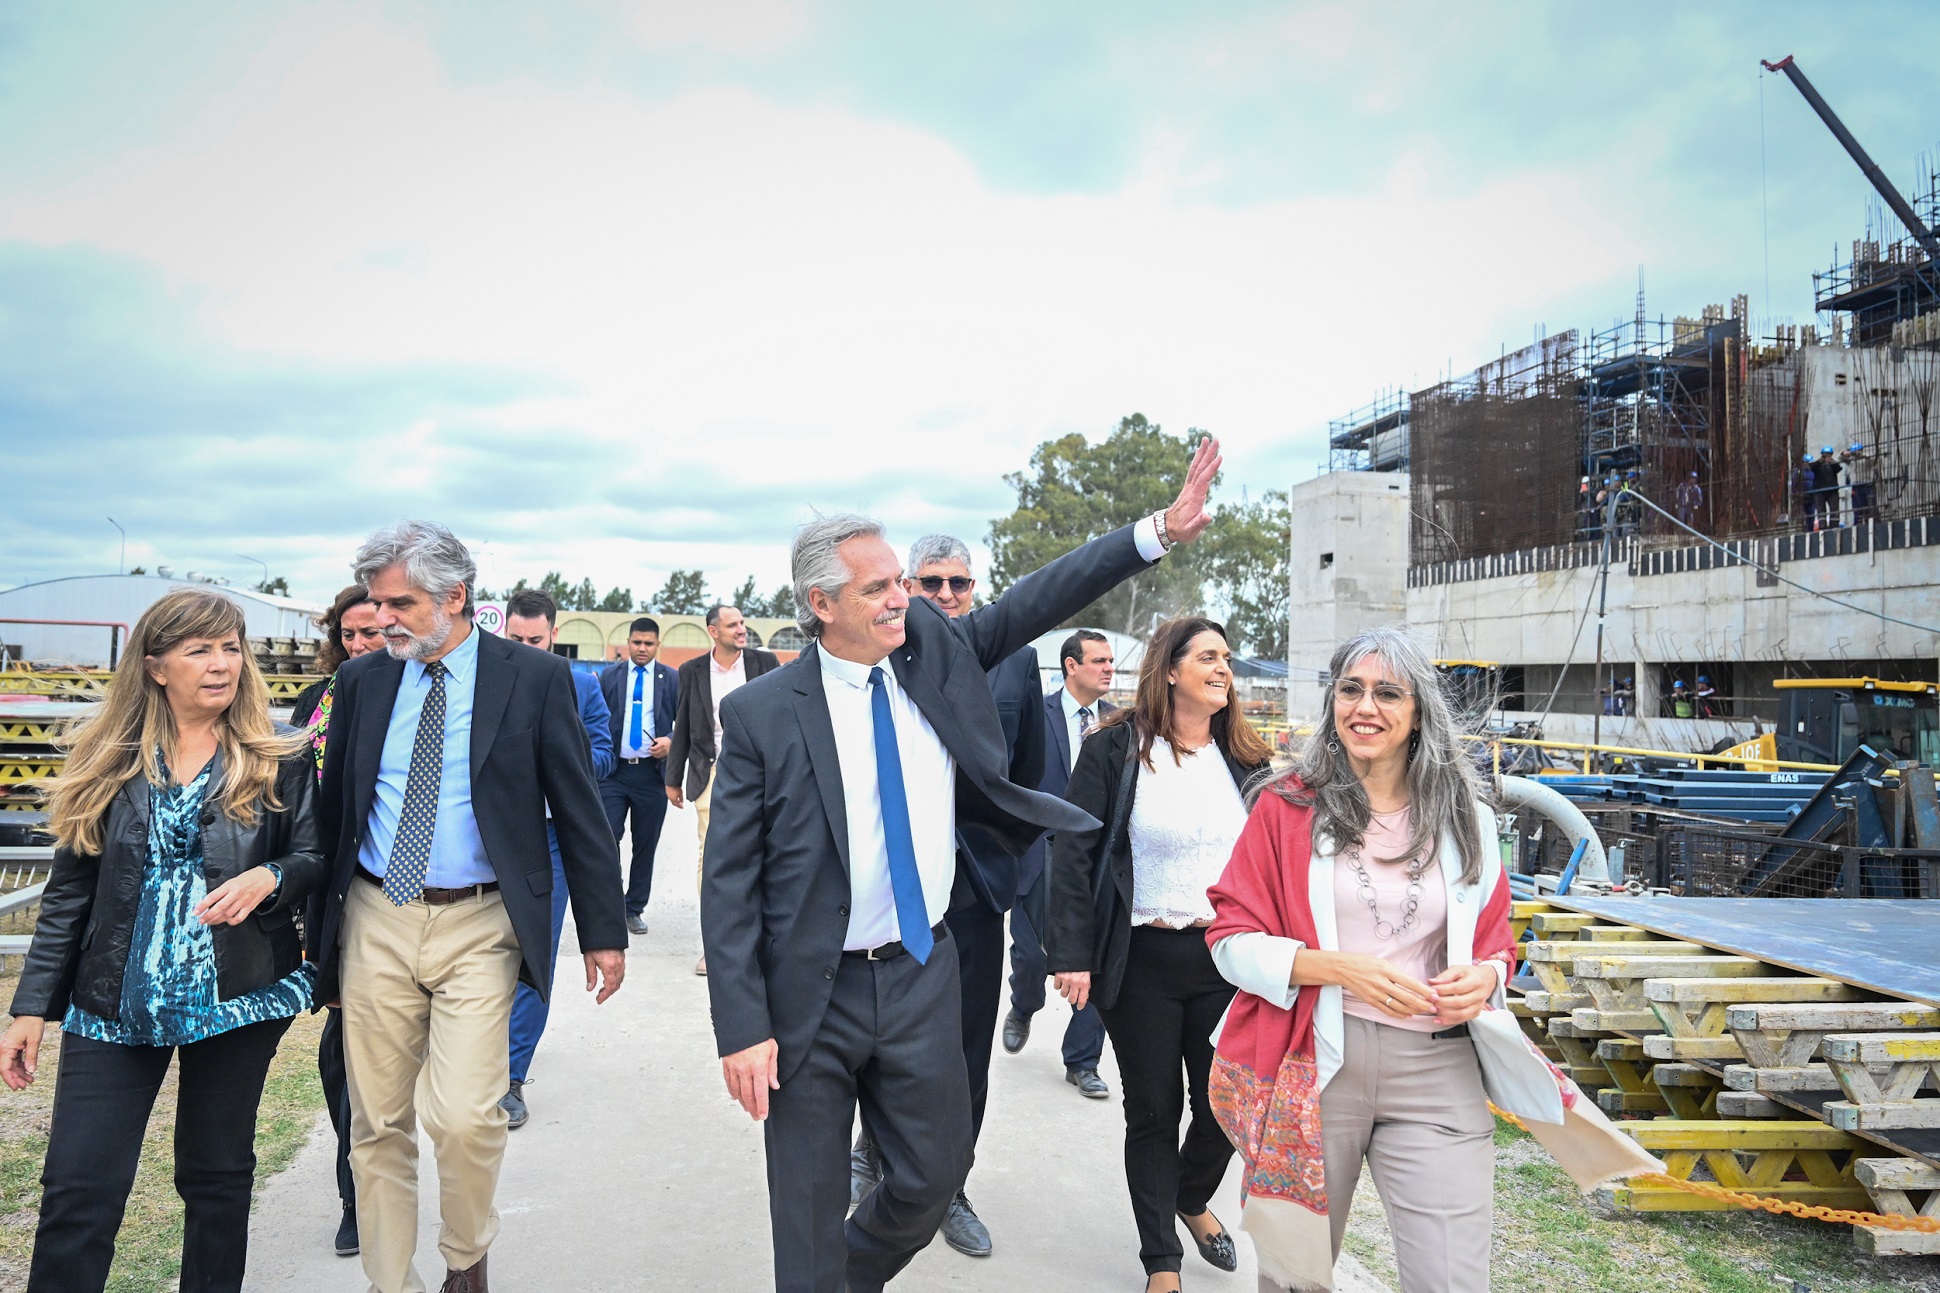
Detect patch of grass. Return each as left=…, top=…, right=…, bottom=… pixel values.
left=0, top=972, right=327, bottom=1293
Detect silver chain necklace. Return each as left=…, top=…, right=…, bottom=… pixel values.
left=1347, top=845, right=1431, bottom=940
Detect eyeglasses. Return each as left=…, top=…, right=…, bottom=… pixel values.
left=1333, top=681, right=1413, bottom=708
left=913, top=576, right=974, bottom=595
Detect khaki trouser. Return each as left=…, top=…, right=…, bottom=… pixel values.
left=341, top=877, right=522, bottom=1293
left=694, top=767, right=714, bottom=891
left=1261, top=1014, right=1495, bottom=1293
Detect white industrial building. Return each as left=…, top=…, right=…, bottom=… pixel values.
left=0, top=575, right=325, bottom=667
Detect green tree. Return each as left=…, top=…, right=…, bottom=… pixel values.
left=651, top=569, right=710, bottom=615
left=597, top=586, right=634, bottom=613
left=568, top=578, right=597, bottom=611
left=1202, top=489, right=1290, bottom=659
left=986, top=413, right=1212, bottom=636
left=728, top=576, right=760, bottom=613
left=255, top=576, right=290, bottom=597
left=766, top=585, right=797, bottom=620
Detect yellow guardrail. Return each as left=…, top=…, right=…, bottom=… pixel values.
left=1463, top=733, right=1841, bottom=775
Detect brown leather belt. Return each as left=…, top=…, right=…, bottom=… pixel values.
left=355, top=864, right=498, bottom=905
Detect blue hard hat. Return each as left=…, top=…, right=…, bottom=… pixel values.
left=1849, top=442, right=1862, bottom=451
left=1821, top=445, right=1834, bottom=454
left=1698, top=674, right=1709, bottom=682
left=1673, top=680, right=1686, bottom=689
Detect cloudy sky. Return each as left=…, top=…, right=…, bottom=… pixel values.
left=4, top=1, right=1938, bottom=604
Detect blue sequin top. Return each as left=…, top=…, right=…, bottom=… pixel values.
left=63, top=758, right=315, bottom=1047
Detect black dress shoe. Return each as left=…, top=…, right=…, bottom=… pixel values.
left=1002, top=1008, right=1031, bottom=1054
left=1066, top=1067, right=1109, bottom=1099
left=334, top=1203, right=359, bottom=1256
left=1179, top=1210, right=1238, bottom=1272
left=941, top=1191, right=992, bottom=1257
left=848, top=1135, right=883, bottom=1212
left=626, top=913, right=649, bottom=936
left=498, top=1080, right=528, bottom=1130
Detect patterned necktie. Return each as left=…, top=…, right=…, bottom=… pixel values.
left=383, top=660, right=447, bottom=906
left=868, top=667, right=932, bottom=963
left=630, top=666, right=647, bottom=754
left=1077, top=704, right=1094, bottom=736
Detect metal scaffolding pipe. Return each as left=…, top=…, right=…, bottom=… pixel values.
left=1498, top=775, right=1609, bottom=885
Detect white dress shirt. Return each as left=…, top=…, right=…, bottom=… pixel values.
left=619, top=661, right=659, bottom=759
left=1127, top=736, right=1248, bottom=927
left=818, top=648, right=958, bottom=951
left=710, top=650, right=747, bottom=758
left=1059, top=687, right=1101, bottom=772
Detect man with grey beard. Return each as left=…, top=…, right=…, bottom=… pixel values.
left=313, top=521, right=627, bottom=1293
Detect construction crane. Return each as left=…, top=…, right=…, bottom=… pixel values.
left=1761, top=54, right=1940, bottom=273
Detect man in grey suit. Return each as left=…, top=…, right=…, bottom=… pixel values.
left=702, top=438, right=1220, bottom=1293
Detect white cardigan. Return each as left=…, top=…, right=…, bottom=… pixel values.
left=1210, top=804, right=1507, bottom=1091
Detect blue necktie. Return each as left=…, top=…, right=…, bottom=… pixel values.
left=868, top=666, right=932, bottom=964
left=630, top=666, right=646, bottom=755
left=383, top=661, right=447, bottom=905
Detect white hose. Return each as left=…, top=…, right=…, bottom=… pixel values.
left=1497, top=775, right=1609, bottom=884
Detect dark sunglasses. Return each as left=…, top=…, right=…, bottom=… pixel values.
left=913, top=576, right=974, bottom=594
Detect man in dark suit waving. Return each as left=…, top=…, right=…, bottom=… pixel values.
left=315, top=521, right=627, bottom=1293
left=703, top=438, right=1220, bottom=1293
left=599, top=617, right=678, bottom=935
left=1004, top=628, right=1114, bottom=1092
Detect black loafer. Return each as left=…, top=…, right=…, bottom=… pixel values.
left=626, top=913, right=649, bottom=936
left=848, top=1135, right=883, bottom=1213
left=941, top=1191, right=992, bottom=1257
left=1179, top=1210, right=1238, bottom=1272
left=1002, top=1009, right=1031, bottom=1054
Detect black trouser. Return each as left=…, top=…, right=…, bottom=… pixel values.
left=318, top=1006, right=355, bottom=1207
left=30, top=1016, right=292, bottom=1293
left=601, top=759, right=670, bottom=915
left=766, top=931, right=973, bottom=1293
left=945, top=900, right=1003, bottom=1143
left=1095, top=926, right=1238, bottom=1277
left=1007, top=899, right=1106, bottom=1070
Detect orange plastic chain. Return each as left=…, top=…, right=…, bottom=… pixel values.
left=1488, top=1104, right=1940, bottom=1234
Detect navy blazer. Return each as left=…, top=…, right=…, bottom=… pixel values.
left=1017, top=689, right=1115, bottom=894
left=954, top=645, right=1046, bottom=915
left=599, top=658, right=677, bottom=769
left=574, top=669, right=617, bottom=780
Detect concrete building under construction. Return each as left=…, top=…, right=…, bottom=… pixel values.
left=1291, top=168, right=1940, bottom=751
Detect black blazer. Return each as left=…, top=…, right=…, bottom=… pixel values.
left=1016, top=691, right=1116, bottom=898
left=314, top=629, right=627, bottom=1003
left=953, top=645, right=1046, bottom=915
left=11, top=748, right=327, bottom=1021
left=1046, top=718, right=1266, bottom=1011
left=598, top=658, right=677, bottom=769
left=664, top=648, right=782, bottom=800
left=701, top=525, right=1154, bottom=1080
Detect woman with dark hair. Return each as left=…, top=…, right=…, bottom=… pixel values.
left=0, top=587, right=326, bottom=1293
left=287, top=583, right=381, bottom=1258
left=1048, top=616, right=1274, bottom=1293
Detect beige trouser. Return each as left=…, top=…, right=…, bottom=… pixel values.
left=1261, top=1014, right=1495, bottom=1293
left=694, top=767, right=714, bottom=890
left=341, top=877, right=523, bottom=1293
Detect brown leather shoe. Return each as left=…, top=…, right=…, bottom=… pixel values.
left=440, top=1256, right=487, bottom=1292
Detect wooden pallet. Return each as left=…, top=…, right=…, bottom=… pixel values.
left=1854, top=1157, right=1940, bottom=1255
left=1824, top=1034, right=1940, bottom=1131
left=1642, top=977, right=1863, bottom=1063
left=1610, top=1121, right=1871, bottom=1211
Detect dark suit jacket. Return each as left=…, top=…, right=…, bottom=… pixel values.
left=701, top=525, right=1153, bottom=1080
left=598, top=658, right=677, bottom=772
left=1017, top=690, right=1116, bottom=896
left=1046, top=717, right=1267, bottom=1010
left=953, top=645, right=1045, bottom=916
left=314, top=629, right=627, bottom=1004
left=663, top=647, right=781, bottom=799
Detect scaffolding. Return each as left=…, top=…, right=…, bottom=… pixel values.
left=1326, top=389, right=1410, bottom=473
left=1813, top=165, right=1940, bottom=349
left=1408, top=332, right=1580, bottom=568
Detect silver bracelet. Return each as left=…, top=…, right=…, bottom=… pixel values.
left=1152, top=509, right=1173, bottom=552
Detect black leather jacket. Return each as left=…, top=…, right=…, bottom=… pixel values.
left=10, top=749, right=327, bottom=1022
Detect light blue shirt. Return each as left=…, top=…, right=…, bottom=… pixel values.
left=358, top=624, right=495, bottom=888
left=619, top=662, right=657, bottom=759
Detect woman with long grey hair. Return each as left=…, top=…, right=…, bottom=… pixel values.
left=1203, top=627, right=1516, bottom=1293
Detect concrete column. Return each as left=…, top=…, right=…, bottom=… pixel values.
left=1632, top=662, right=1660, bottom=718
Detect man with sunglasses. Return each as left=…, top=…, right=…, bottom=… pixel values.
left=845, top=534, right=1044, bottom=1260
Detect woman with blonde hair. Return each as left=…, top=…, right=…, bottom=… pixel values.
left=0, top=587, right=327, bottom=1293
left=1048, top=615, right=1275, bottom=1293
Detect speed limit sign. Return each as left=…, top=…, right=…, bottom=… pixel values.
left=475, top=602, right=505, bottom=635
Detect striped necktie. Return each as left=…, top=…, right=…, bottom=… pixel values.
left=383, top=661, right=447, bottom=905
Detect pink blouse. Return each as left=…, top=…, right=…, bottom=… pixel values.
left=1336, top=807, right=1448, bottom=1033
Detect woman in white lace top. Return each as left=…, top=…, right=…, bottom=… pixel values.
left=1046, top=616, right=1274, bottom=1293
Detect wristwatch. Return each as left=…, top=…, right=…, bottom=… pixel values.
left=1152, top=509, right=1173, bottom=553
